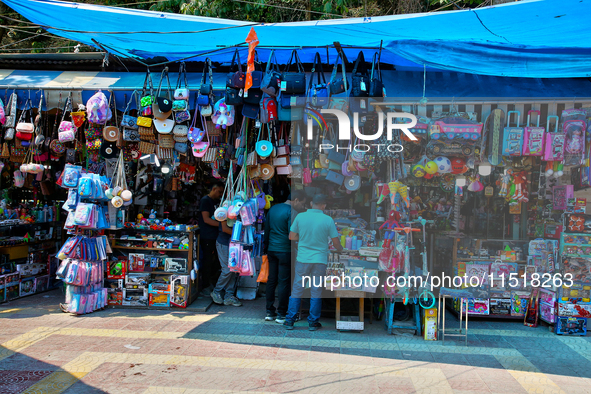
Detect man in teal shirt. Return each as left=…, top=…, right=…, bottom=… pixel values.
left=285, top=194, right=343, bottom=331
left=263, top=190, right=307, bottom=323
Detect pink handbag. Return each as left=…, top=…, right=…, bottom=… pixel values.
left=58, top=121, right=76, bottom=142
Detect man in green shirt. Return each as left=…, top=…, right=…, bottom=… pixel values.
left=263, top=190, right=307, bottom=323
left=285, top=194, right=343, bottom=331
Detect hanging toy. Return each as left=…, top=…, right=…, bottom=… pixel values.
left=411, top=156, right=429, bottom=178
left=467, top=174, right=484, bottom=192
left=545, top=161, right=554, bottom=177
left=377, top=183, right=390, bottom=204
left=554, top=162, right=564, bottom=178
left=498, top=169, right=512, bottom=198
left=379, top=210, right=401, bottom=247
left=424, top=161, right=438, bottom=175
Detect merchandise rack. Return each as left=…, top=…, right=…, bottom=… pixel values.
left=106, top=228, right=200, bottom=309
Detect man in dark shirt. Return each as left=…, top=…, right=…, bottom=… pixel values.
left=263, top=190, right=307, bottom=323
left=211, top=221, right=242, bottom=306
left=198, top=182, right=224, bottom=295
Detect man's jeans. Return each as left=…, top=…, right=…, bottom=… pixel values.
left=286, top=261, right=326, bottom=324
left=213, top=241, right=237, bottom=300
left=266, top=251, right=291, bottom=316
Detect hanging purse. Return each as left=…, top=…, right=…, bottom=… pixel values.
left=192, top=119, right=210, bottom=158
left=120, top=91, right=138, bottom=129
left=281, top=50, right=306, bottom=94
left=4, top=92, right=16, bottom=128
left=199, top=58, right=213, bottom=104
left=140, top=71, right=154, bottom=111
left=328, top=51, right=348, bottom=95
left=58, top=96, right=76, bottom=143
left=307, top=52, right=329, bottom=108
left=174, top=62, right=190, bottom=100
left=16, top=99, right=35, bottom=141
left=256, top=124, right=274, bottom=158
left=261, top=49, right=281, bottom=97
left=369, top=53, right=385, bottom=98
left=226, top=49, right=246, bottom=89
left=351, top=51, right=370, bottom=97
left=152, top=68, right=173, bottom=120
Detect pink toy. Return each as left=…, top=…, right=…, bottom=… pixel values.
left=522, top=110, right=545, bottom=156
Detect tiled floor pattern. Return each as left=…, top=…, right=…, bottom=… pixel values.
left=0, top=290, right=591, bottom=393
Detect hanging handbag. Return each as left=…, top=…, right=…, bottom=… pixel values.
left=328, top=51, right=348, bottom=95
left=174, top=62, right=190, bottom=100
left=139, top=140, right=155, bottom=154
left=140, top=71, right=154, bottom=108
left=4, top=92, right=16, bottom=128
left=158, top=133, right=175, bottom=148
left=192, top=120, right=210, bottom=158
left=58, top=96, right=76, bottom=143
left=225, top=87, right=243, bottom=106
left=123, top=128, right=140, bottom=142
left=226, top=49, right=246, bottom=89
left=152, top=68, right=173, bottom=120
left=281, top=50, right=306, bottom=94
left=154, top=118, right=174, bottom=134
left=120, top=91, right=138, bottom=129
left=351, top=51, right=369, bottom=97
left=369, top=53, right=385, bottom=98
left=261, top=49, right=281, bottom=97
left=199, top=58, right=213, bottom=104
left=16, top=99, right=35, bottom=141
left=307, top=52, right=329, bottom=108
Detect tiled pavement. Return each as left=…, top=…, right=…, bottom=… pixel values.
left=1, top=290, right=591, bottom=393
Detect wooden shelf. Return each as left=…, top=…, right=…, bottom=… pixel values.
left=112, top=246, right=190, bottom=252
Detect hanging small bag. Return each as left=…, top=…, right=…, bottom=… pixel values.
left=368, top=53, right=385, bottom=98
left=281, top=50, right=306, bottom=94
left=328, top=51, right=348, bottom=95
left=307, top=52, right=329, bottom=108
left=261, top=49, right=281, bottom=97
left=58, top=96, right=76, bottom=143
left=174, top=62, right=190, bottom=101
left=152, top=68, right=173, bottom=120
left=198, top=58, right=213, bottom=105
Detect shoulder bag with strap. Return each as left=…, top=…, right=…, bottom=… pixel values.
left=281, top=50, right=306, bottom=94
left=369, top=53, right=385, bottom=98
left=351, top=51, right=369, bottom=97
left=261, top=50, right=281, bottom=97
left=307, top=52, right=329, bottom=108
left=328, top=51, right=348, bottom=95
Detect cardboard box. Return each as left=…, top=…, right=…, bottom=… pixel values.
left=19, top=277, right=36, bottom=297
left=490, top=298, right=512, bottom=315
left=556, top=316, right=587, bottom=335
left=149, top=293, right=170, bottom=307
left=122, top=288, right=148, bottom=307
left=148, top=282, right=171, bottom=294
left=558, top=302, right=591, bottom=318
left=125, top=273, right=150, bottom=289
left=35, top=276, right=49, bottom=293
left=466, top=298, right=489, bottom=315
left=107, top=289, right=123, bottom=305
left=539, top=302, right=556, bottom=323
left=423, top=308, right=437, bottom=340
left=107, top=259, right=126, bottom=279
left=511, top=291, right=530, bottom=316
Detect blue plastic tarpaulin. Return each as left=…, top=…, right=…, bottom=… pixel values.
left=2, top=0, right=591, bottom=78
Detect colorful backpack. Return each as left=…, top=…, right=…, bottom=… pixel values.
left=86, top=91, right=112, bottom=124
left=543, top=116, right=565, bottom=162
left=522, top=110, right=545, bottom=156
left=502, top=111, right=524, bottom=156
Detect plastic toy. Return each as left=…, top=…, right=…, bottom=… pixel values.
left=522, top=110, right=545, bottom=156
left=379, top=210, right=401, bottom=246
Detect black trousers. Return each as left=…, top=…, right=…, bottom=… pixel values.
left=200, top=239, right=220, bottom=290
left=265, top=251, right=292, bottom=316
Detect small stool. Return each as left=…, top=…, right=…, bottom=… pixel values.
left=335, top=290, right=365, bottom=331
left=438, top=295, right=468, bottom=346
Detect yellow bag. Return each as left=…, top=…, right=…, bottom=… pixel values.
left=137, top=116, right=153, bottom=128
left=257, top=255, right=269, bottom=283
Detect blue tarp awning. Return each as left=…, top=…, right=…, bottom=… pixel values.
left=2, top=0, right=591, bottom=78
left=1, top=69, right=590, bottom=110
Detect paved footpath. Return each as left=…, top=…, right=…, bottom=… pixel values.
left=1, top=290, right=591, bottom=394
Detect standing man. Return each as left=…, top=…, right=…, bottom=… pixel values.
left=198, top=182, right=224, bottom=296
left=210, top=220, right=242, bottom=306
left=285, top=194, right=343, bottom=331
left=264, top=190, right=307, bottom=323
